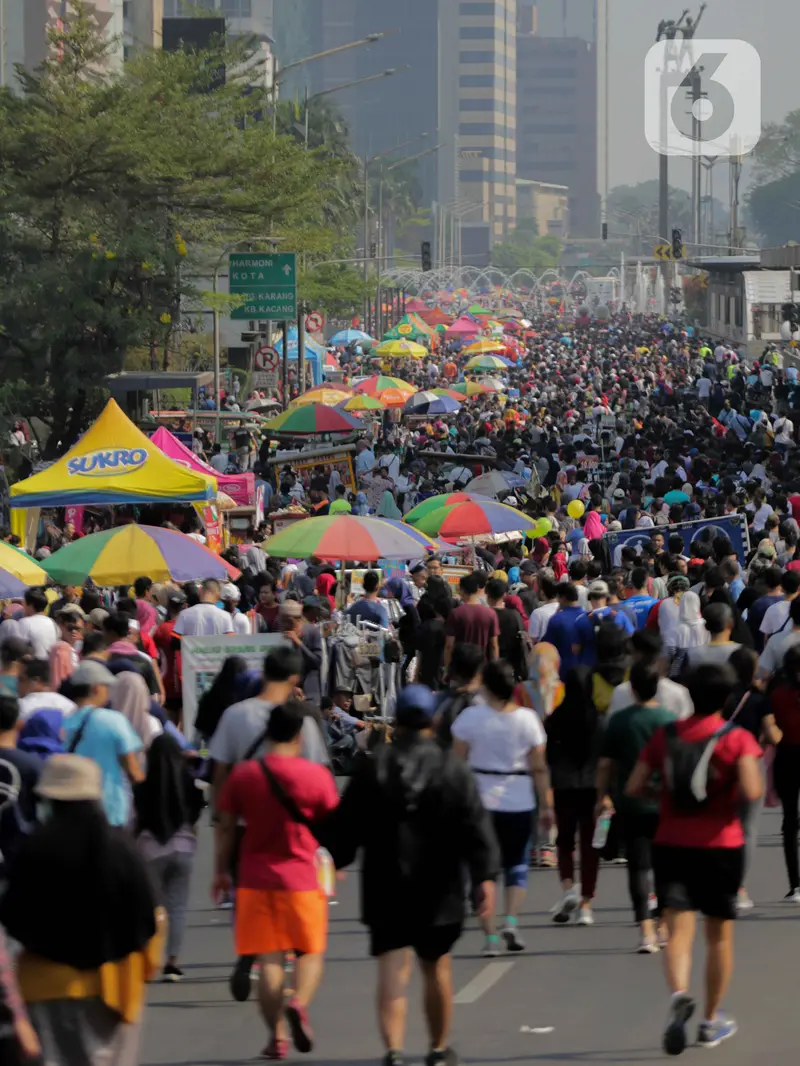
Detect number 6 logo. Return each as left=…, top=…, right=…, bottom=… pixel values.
left=644, top=39, right=761, bottom=157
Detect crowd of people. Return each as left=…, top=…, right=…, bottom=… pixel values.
left=3, top=307, right=800, bottom=1064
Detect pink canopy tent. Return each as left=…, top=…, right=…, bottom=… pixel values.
left=405, top=298, right=427, bottom=313
left=150, top=426, right=255, bottom=507
left=446, top=315, right=481, bottom=337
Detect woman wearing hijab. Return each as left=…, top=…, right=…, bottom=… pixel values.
left=376, top=490, right=402, bottom=520
left=17, top=710, right=65, bottom=761
left=133, top=734, right=205, bottom=981
left=352, top=492, right=369, bottom=516
left=546, top=660, right=606, bottom=926
left=110, top=672, right=162, bottom=750
left=0, top=754, right=163, bottom=1066
left=195, top=656, right=250, bottom=741
left=316, top=573, right=337, bottom=612
left=667, top=590, right=708, bottom=675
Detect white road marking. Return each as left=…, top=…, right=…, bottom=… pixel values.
left=454, top=961, right=515, bottom=1004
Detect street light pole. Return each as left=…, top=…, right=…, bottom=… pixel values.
left=303, top=68, right=406, bottom=149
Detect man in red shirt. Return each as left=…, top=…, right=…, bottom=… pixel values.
left=214, top=701, right=339, bottom=1060
left=627, top=663, right=762, bottom=1055
left=443, top=573, right=499, bottom=668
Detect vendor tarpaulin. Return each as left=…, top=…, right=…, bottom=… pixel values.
left=10, top=399, right=216, bottom=508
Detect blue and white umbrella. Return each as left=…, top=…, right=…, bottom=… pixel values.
left=404, top=391, right=462, bottom=416
left=329, top=328, right=374, bottom=345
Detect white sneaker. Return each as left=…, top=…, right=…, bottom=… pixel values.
left=575, top=906, right=594, bottom=926
left=637, top=937, right=660, bottom=954
left=736, top=891, right=754, bottom=912
left=482, top=935, right=501, bottom=957
left=785, top=888, right=800, bottom=904
left=552, top=890, right=579, bottom=924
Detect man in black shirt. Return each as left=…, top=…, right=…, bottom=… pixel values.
left=322, top=685, right=498, bottom=1066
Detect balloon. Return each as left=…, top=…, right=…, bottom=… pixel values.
left=567, top=500, right=585, bottom=519
left=531, top=518, right=551, bottom=538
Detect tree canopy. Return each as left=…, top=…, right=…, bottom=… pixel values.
left=0, top=4, right=356, bottom=453
left=490, top=220, right=561, bottom=274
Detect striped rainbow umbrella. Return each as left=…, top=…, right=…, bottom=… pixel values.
left=465, top=354, right=509, bottom=371
left=0, top=543, right=48, bottom=597
left=450, top=380, right=497, bottom=397
left=261, top=515, right=434, bottom=562
left=354, top=375, right=414, bottom=397
left=289, top=386, right=353, bottom=408
left=41, top=525, right=240, bottom=586
left=405, top=498, right=531, bottom=539
left=262, top=404, right=361, bottom=435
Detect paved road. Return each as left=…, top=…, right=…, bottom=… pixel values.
left=142, top=810, right=798, bottom=1066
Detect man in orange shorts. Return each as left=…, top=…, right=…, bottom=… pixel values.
left=214, top=701, right=339, bottom=1060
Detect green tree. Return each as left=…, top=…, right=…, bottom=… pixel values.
left=752, top=110, right=800, bottom=182
left=0, top=4, right=349, bottom=454
left=747, top=171, right=800, bottom=247
left=491, top=221, right=562, bottom=273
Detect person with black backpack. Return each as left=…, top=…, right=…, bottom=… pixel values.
left=626, top=663, right=763, bottom=1055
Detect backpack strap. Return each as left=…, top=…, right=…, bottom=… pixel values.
left=68, top=708, right=95, bottom=754
left=258, top=759, right=315, bottom=831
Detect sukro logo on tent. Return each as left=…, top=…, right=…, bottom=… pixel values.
left=67, top=448, right=148, bottom=477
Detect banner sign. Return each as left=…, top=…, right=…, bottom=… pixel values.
left=292, top=450, right=356, bottom=493
left=604, top=514, right=751, bottom=566
left=181, top=634, right=286, bottom=737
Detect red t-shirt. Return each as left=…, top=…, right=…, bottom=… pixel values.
left=445, top=603, right=500, bottom=656
left=153, top=619, right=181, bottom=700
left=789, top=495, right=800, bottom=521
left=219, top=754, right=339, bottom=891
left=769, top=685, right=800, bottom=745
left=641, top=714, right=761, bottom=849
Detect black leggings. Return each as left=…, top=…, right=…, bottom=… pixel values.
left=619, top=810, right=660, bottom=922
left=774, top=745, right=800, bottom=890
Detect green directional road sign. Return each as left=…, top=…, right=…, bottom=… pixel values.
left=229, top=252, right=297, bottom=320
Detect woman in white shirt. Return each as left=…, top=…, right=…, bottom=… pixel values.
left=452, top=660, right=553, bottom=957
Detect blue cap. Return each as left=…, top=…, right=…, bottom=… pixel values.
left=395, top=684, right=437, bottom=724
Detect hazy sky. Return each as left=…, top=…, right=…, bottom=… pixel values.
left=607, top=0, right=797, bottom=191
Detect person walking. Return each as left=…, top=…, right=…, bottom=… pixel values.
left=546, top=661, right=606, bottom=926
left=61, top=661, right=144, bottom=827
left=724, top=647, right=780, bottom=910
left=767, top=644, right=800, bottom=900
left=133, top=733, right=205, bottom=982
left=596, top=661, right=677, bottom=952
left=214, top=701, right=339, bottom=1061
left=322, top=684, right=499, bottom=1066
left=626, top=663, right=762, bottom=1054
left=0, top=754, right=163, bottom=1066
left=451, top=660, right=552, bottom=955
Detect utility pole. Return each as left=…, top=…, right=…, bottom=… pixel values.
left=688, top=68, right=704, bottom=249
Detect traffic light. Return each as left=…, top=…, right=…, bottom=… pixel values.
left=672, top=228, right=683, bottom=260
left=782, top=302, right=799, bottom=328
left=601, top=221, right=608, bottom=241
left=369, top=241, right=377, bottom=259
left=421, top=240, right=432, bottom=272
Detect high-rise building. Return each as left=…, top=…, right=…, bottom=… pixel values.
left=291, top=0, right=517, bottom=246
left=521, top=0, right=596, bottom=42
left=516, top=5, right=599, bottom=236
left=160, top=0, right=273, bottom=41
left=2, top=0, right=124, bottom=82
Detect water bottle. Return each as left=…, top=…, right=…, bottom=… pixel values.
left=592, top=812, right=612, bottom=850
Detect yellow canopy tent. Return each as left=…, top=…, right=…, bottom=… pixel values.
left=10, top=399, right=216, bottom=511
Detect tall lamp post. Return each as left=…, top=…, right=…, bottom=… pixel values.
left=302, top=68, right=406, bottom=148
left=272, top=31, right=390, bottom=132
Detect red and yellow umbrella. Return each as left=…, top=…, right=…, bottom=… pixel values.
left=261, top=515, right=436, bottom=561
